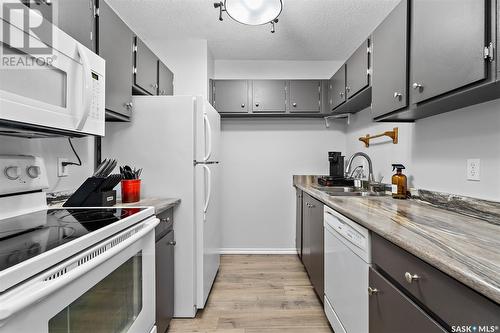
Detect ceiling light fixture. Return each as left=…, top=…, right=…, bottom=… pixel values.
left=214, top=0, right=282, bottom=33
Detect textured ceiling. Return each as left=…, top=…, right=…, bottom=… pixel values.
left=107, top=0, right=399, bottom=61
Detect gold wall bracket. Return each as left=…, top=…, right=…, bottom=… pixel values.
left=359, top=127, right=398, bottom=148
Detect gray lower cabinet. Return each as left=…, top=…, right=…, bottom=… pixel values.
left=372, top=233, right=500, bottom=330
left=28, top=0, right=96, bottom=51
left=410, top=0, right=487, bottom=104
left=288, top=80, right=321, bottom=113
left=371, top=0, right=408, bottom=119
left=346, top=39, right=370, bottom=99
left=213, top=80, right=249, bottom=113
left=158, top=61, right=174, bottom=95
left=295, top=189, right=303, bottom=259
left=302, top=193, right=324, bottom=301
left=329, top=65, right=346, bottom=110
left=155, top=209, right=175, bottom=333
left=99, top=0, right=134, bottom=120
left=369, top=267, right=447, bottom=333
left=252, top=80, right=286, bottom=113
left=134, top=37, right=159, bottom=95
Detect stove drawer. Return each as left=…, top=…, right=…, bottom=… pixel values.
left=372, top=233, right=499, bottom=329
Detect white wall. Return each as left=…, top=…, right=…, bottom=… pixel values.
left=221, top=119, right=345, bottom=252
left=148, top=39, right=210, bottom=99
left=346, top=99, right=500, bottom=201
left=215, top=60, right=344, bottom=252
left=214, top=60, right=342, bottom=79
left=0, top=136, right=95, bottom=193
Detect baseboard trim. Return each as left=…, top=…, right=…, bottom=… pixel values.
left=220, top=248, right=298, bottom=255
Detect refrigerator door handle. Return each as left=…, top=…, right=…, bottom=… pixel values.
left=202, top=164, right=212, bottom=216
left=203, top=113, right=212, bottom=161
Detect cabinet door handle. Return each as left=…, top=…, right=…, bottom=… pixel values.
left=168, top=240, right=176, bottom=246
left=160, top=217, right=170, bottom=223
left=292, top=102, right=297, bottom=107
left=125, top=102, right=133, bottom=109
left=241, top=103, right=245, bottom=108
left=368, top=287, right=379, bottom=296
left=404, top=272, right=420, bottom=283
left=346, top=86, right=351, bottom=93
left=255, top=103, right=260, bottom=107
left=393, top=92, right=403, bottom=100
left=412, top=83, right=423, bottom=91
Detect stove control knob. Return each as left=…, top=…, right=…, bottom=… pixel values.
left=27, top=165, right=41, bottom=179
left=4, top=166, right=20, bottom=180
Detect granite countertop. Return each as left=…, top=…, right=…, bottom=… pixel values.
left=49, top=197, right=181, bottom=215
left=293, top=175, right=500, bottom=304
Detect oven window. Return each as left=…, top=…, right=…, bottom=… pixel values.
left=48, top=252, right=143, bottom=333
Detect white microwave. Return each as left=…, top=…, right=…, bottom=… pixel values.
left=0, top=1, right=105, bottom=137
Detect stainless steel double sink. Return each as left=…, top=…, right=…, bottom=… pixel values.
left=314, top=185, right=388, bottom=197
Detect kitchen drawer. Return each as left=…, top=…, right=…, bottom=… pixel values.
left=372, top=233, right=500, bottom=329
left=369, top=267, right=446, bottom=333
left=155, top=208, right=173, bottom=241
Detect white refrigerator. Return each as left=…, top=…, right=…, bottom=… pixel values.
left=103, top=96, right=221, bottom=318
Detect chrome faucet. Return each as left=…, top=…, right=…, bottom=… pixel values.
left=345, top=152, right=375, bottom=183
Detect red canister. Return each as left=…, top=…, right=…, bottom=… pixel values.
left=121, top=179, right=141, bottom=203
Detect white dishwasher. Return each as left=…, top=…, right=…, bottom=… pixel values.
left=324, top=206, right=371, bottom=333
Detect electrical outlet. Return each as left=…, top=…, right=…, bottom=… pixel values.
left=58, top=158, right=69, bottom=177
left=466, top=159, right=480, bottom=181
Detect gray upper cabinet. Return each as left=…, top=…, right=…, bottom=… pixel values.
left=158, top=61, right=174, bottom=96
left=252, top=80, right=286, bottom=113
left=288, top=80, right=321, bottom=113
left=369, top=267, right=447, bottom=333
left=28, top=0, right=96, bottom=51
left=134, top=37, right=159, bottom=95
left=411, top=0, right=487, bottom=104
left=99, top=0, right=134, bottom=120
left=213, top=80, right=249, bottom=113
left=371, top=0, right=408, bottom=119
left=346, top=39, right=370, bottom=99
left=329, top=65, right=346, bottom=110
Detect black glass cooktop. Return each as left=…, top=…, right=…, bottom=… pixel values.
left=0, top=208, right=145, bottom=272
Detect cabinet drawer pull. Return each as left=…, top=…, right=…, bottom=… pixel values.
left=393, top=92, right=402, bottom=100
left=168, top=241, right=176, bottom=246
left=241, top=103, right=245, bottom=108
left=339, top=92, right=344, bottom=97
left=160, top=217, right=170, bottom=223
left=404, top=272, right=420, bottom=283
left=292, top=102, right=297, bottom=107
left=412, top=83, right=423, bottom=91
left=255, top=103, right=260, bottom=107
left=368, top=287, right=379, bottom=296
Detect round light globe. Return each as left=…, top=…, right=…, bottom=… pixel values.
left=224, top=0, right=282, bottom=25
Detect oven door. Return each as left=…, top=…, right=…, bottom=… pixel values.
left=0, top=3, right=105, bottom=136
left=0, top=217, right=158, bottom=333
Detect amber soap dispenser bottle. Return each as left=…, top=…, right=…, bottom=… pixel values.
left=391, top=164, right=407, bottom=199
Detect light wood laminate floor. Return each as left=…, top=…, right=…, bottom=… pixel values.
left=168, top=255, right=332, bottom=333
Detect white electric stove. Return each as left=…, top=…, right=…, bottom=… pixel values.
left=0, top=155, right=158, bottom=333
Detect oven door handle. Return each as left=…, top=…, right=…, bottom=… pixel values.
left=0, top=217, right=159, bottom=321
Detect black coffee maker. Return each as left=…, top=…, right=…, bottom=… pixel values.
left=328, top=152, right=344, bottom=178
left=318, top=152, right=354, bottom=186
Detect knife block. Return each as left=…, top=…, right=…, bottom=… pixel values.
left=63, top=175, right=122, bottom=207
left=82, top=190, right=117, bottom=207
